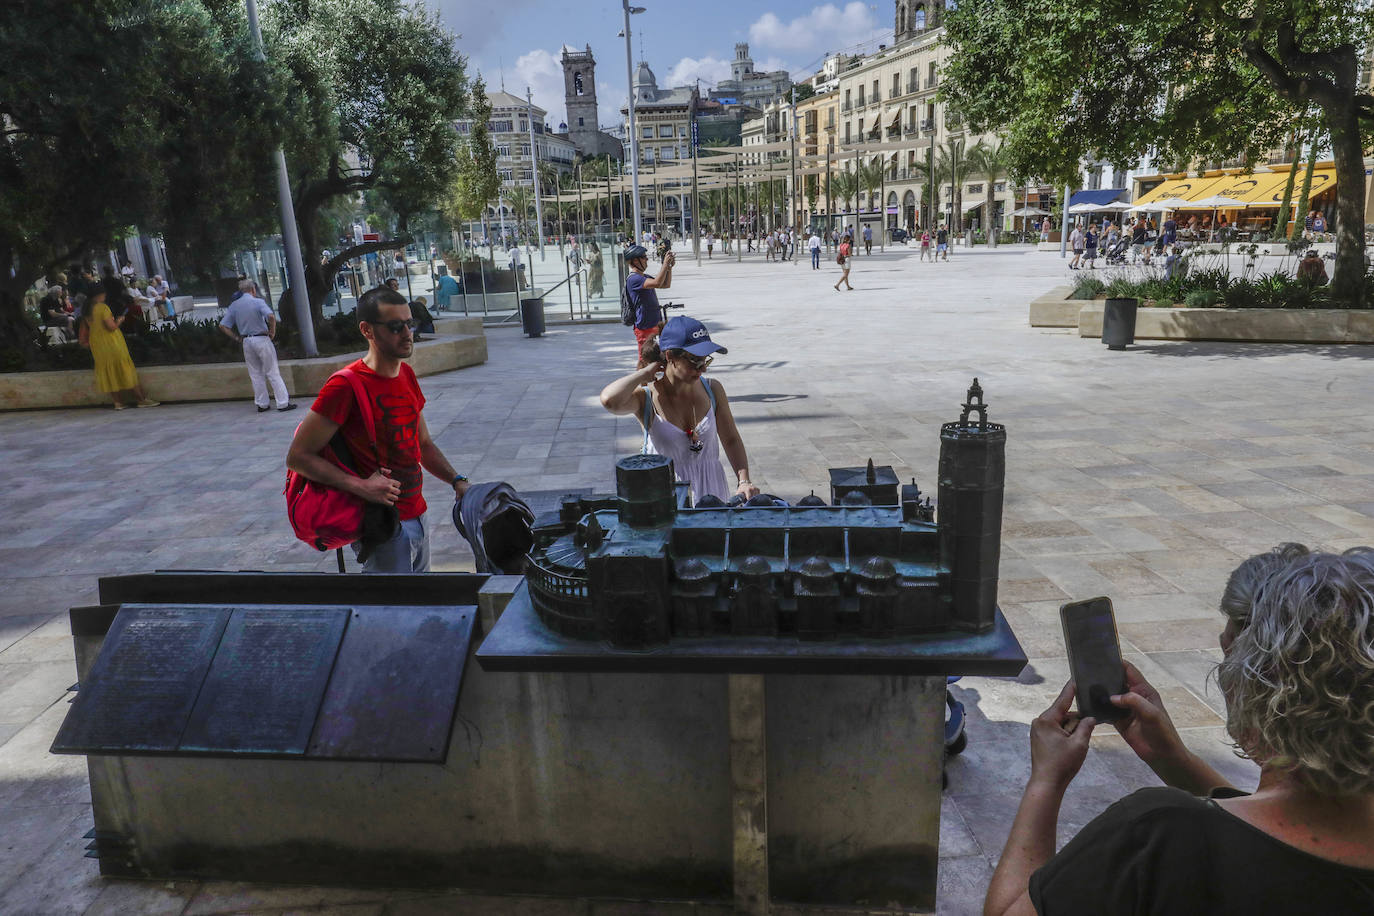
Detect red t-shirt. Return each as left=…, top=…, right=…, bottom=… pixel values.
left=311, top=360, right=428, bottom=520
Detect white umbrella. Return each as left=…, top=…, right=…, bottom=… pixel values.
left=1009, top=206, right=1050, bottom=217
left=1068, top=202, right=1106, bottom=214
left=1184, top=195, right=1247, bottom=210
left=1134, top=197, right=1194, bottom=212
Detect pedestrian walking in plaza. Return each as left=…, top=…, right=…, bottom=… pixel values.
left=79, top=288, right=159, bottom=410
left=1130, top=218, right=1148, bottom=264
left=220, top=279, right=294, bottom=413
left=625, top=244, right=674, bottom=361
left=863, top=223, right=873, bottom=255
left=808, top=230, right=822, bottom=269
left=586, top=244, right=605, bottom=298
left=920, top=229, right=932, bottom=261
left=1069, top=224, right=1085, bottom=269
left=936, top=226, right=950, bottom=261
left=705, top=231, right=715, bottom=259
left=600, top=315, right=760, bottom=504
left=764, top=232, right=775, bottom=262
left=287, top=285, right=470, bottom=573
left=834, top=235, right=854, bottom=291
left=1083, top=225, right=1099, bottom=269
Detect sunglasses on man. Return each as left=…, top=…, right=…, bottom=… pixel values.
left=369, top=318, right=415, bottom=334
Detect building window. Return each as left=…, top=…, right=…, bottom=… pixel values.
left=574, top=72, right=584, bottom=95
left=892, top=73, right=900, bottom=96
left=577, top=117, right=584, bottom=127
left=489, top=120, right=513, bottom=132
left=858, top=118, right=864, bottom=136
left=872, top=79, right=879, bottom=100
left=845, top=123, right=851, bottom=143
left=498, top=169, right=513, bottom=181
left=496, top=144, right=510, bottom=157
left=994, top=181, right=1005, bottom=192
left=968, top=183, right=983, bottom=195
left=661, top=145, right=676, bottom=159
left=844, top=89, right=851, bottom=108
left=658, top=124, right=674, bottom=138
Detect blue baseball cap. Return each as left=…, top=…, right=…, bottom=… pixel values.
left=659, top=315, right=727, bottom=357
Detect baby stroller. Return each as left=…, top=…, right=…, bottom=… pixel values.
left=1104, top=235, right=1131, bottom=266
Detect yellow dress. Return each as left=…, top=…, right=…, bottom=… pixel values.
left=87, top=303, right=139, bottom=393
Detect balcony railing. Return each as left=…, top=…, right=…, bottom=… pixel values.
left=920, top=119, right=935, bottom=131
left=856, top=96, right=867, bottom=108
left=904, top=125, right=921, bottom=137
left=907, top=81, right=920, bottom=94
left=925, top=76, right=938, bottom=89
left=866, top=129, right=881, bottom=141
left=842, top=103, right=853, bottom=113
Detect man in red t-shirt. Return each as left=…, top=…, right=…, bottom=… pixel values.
left=286, top=286, right=470, bottom=571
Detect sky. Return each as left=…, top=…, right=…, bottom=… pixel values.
left=430, top=1, right=893, bottom=129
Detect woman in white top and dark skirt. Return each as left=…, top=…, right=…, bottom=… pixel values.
left=600, top=316, right=760, bottom=504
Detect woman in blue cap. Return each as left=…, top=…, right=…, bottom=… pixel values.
left=600, top=315, right=760, bottom=504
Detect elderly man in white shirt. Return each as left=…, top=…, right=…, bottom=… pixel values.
left=218, top=279, right=295, bottom=412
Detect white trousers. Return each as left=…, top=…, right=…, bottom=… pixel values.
left=243, top=335, right=290, bottom=409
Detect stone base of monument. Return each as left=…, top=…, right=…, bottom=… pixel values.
left=53, top=571, right=1022, bottom=912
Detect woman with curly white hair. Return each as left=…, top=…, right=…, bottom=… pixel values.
left=984, top=547, right=1374, bottom=915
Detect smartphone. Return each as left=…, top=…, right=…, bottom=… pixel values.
left=1060, top=597, right=1128, bottom=722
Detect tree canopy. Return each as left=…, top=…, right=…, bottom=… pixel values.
left=941, top=0, right=1374, bottom=302
left=263, top=0, right=472, bottom=319
left=0, top=0, right=280, bottom=352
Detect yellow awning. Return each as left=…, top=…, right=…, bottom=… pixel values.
left=1280, top=167, right=1337, bottom=203
left=1200, top=172, right=1293, bottom=206
left=1131, top=176, right=1224, bottom=206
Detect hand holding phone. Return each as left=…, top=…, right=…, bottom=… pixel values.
left=1060, top=597, right=1128, bottom=722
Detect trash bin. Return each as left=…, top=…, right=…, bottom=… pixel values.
left=1102, top=297, right=1138, bottom=350
left=519, top=295, right=545, bottom=338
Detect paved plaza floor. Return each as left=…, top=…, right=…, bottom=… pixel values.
left=4, top=242, right=1373, bottom=914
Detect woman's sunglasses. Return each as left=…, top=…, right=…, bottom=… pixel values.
left=677, top=353, right=713, bottom=371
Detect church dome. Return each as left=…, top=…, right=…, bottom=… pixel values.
left=633, top=60, right=658, bottom=100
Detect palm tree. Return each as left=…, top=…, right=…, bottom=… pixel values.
left=859, top=156, right=884, bottom=216
left=965, top=138, right=1010, bottom=242
left=910, top=156, right=942, bottom=230
left=830, top=170, right=859, bottom=220
left=935, top=137, right=973, bottom=232
left=504, top=185, right=535, bottom=243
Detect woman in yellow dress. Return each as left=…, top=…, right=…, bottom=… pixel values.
left=81, top=288, right=158, bottom=410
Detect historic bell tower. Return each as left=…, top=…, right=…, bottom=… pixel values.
left=562, top=45, right=600, bottom=145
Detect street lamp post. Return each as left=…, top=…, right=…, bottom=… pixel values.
left=620, top=3, right=646, bottom=239
left=526, top=88, right=545, bottom=258
left=244, top=0, right=316, bottom=356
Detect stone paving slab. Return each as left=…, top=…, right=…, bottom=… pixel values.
left=4, top=244, right=1371, bottom=913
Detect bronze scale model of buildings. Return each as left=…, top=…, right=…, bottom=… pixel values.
left=524, top=380, right=1006, bottom=648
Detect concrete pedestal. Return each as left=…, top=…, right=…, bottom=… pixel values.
left=63, top=574, right=981, bottom=911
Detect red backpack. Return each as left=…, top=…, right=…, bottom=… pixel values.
left=283, top=368, right=377, bottom=551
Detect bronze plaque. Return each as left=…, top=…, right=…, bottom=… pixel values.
left=180, top=607, right=349, bottom=754
left=308, top=606, right=476, bottom=762
left=51, top=605, right=232, bottom=754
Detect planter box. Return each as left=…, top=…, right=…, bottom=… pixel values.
left=1028, top=285, right=1081, bottom=326
left=0, top=319, right=487, bottom=411
left=1076, top=305, right=1374, bottom=343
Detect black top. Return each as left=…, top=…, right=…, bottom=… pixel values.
left=1030, top=787, right=1374, bottom=914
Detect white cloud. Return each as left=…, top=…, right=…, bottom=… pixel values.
left=666, top=55, right=732, bottom=90
left=748, top=3, right=885, bottom=57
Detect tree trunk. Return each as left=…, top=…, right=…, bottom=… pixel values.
left=1324, top=104, right=1367, bottom=305
left=1290, top=141, right=1318, bottom=243
left=1274, top=130, right=1300, bottom=238
left=0, top=278, right=35, bottom=356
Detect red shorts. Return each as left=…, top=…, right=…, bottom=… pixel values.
left=634, top=324, right=660, bottom=359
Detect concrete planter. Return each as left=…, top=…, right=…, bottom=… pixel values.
left=1076, top=304, right=1374, bottom=343
left=1032, top=287, right=1374, bottom=344
left=0, top=317, right=486, bottom=411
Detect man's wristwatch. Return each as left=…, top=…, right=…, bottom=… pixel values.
left=451, top=474, right=468, bottom=489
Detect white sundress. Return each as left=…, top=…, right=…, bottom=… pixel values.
left=641, top=381, right=730, bottom=503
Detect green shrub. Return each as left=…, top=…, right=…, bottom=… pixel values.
left=1185, top=267, right=1230, bottom=294
left=1104, top=276, right=1143, bottom=299
left=1069, top=274, right=1106, bottom=300
left=1185, top=289, right=1223, bottom=308
left=1223, top=279, right=1263, bottom=309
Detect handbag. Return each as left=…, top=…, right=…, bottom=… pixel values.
left=283, top=369, right=391, bottom=552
